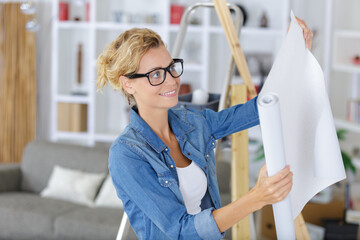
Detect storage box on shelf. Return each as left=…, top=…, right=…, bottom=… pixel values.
left=58, top=103, right=88, bottom=132
left=51, top=0, right=290, bottom=145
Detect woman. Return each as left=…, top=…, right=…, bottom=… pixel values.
left=97, top=19, right=312, bottom=239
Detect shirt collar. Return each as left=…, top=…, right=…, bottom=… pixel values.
left=129, top=107, right=195, bottom=153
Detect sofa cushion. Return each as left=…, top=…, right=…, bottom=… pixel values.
left=41, top=165, right=106, bottom=206
left=21, top=140, right=109, bottom=193
left=54, top=207, right=137, bottom=240
left=95, top=174, right=123, bottom=209
left=0, top=192, right=86, bottom=240
left=0, top=163, right=21, bottom=192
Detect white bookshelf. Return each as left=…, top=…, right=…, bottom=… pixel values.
left=333, top=30, right=360, bottom=74
left=335, top=118, right=360, bottom=134
left=325, top=0, right=360, bottom=134
left=51, top=0, right=290, bottom=145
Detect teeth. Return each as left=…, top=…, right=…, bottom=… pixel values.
left=160, top=90, right=176, bottom=96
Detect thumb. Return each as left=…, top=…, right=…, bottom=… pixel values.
left=259, top=164, right=268, bottom=178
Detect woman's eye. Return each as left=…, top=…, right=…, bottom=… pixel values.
left=151, top=70, right=161, bottom=79
left=170, top=64, right=175, bottom=71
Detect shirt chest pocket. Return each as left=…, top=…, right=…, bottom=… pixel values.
left=157, top=171, right=185, bottom=205
left=157, top=171, right=177, bottom=188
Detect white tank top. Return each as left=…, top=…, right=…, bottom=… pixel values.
left=176, top=161, right=207, bottom=215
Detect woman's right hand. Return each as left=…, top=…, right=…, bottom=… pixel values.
left=213, top=164, right=293, bottom=232
left=250, top=164, right=293, bottom=210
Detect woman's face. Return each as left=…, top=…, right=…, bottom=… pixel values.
left=129, top=45, right=180, bottom=112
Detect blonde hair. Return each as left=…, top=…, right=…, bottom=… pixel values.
left=96, top=28, right=165, bottom=104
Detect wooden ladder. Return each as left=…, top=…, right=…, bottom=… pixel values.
left=212, top=0, right=310, bottom=239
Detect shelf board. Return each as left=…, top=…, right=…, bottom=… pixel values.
left=57, top=131, right=90, bottom=140
left=95, top=22, right=124, bottom=30
left=57, top=21, right=167, bottom=31
left=333, top=63, right=360, bottom=74
left=169, top=24, right=204, bottom=33
left=57, top=21, right=91, bottom=30
left=169, top=24, right=285, bottom=37
left=57, top=95, right=90, bottom=104
left=56, top=21, right=285, bottom=38
left=96, top=22, right=164, bottom=31
left=209, top=26, right=285, bottom=37
left=242, top=27, right=284, bottom=36
left=95, top=133, right=119, bottom=142
left=334, top=30, right=360, bottom=38
left=334, top=118, right=360, bottom=134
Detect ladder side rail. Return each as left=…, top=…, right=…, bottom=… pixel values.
left=172, top=2, right=243, bottom=58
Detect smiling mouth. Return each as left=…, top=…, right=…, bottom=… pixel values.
left=159, top=90, right=176, bottom=96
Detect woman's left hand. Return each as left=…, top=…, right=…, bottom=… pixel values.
left=295, top=16, right=313, bottom=50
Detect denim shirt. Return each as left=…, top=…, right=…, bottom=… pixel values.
left=109, top=96, right=259, bottom=240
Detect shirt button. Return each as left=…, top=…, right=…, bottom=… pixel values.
left=165, top=148, right=168, bottom=151
left=165, top=180, right=168, bottom=184
left=206, top=154, right=209, bottom=158
left=170, top=165, right=174, bottom=168
left=204, top=166, right=207, bottom=170
left=212, top=142, right=215, bottom=145
left=187, top=152, right=191, bottom=156
left=208, top=184, right=211, bottom=187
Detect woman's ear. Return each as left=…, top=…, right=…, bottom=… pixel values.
left=120, top=76, right=135, bottom=95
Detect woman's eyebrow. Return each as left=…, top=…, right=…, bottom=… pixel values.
left=147, top=60, right=174, bottom=72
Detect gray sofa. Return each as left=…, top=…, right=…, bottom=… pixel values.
left=0, top=140, right=137, bottom=240
left=0, top=140, right=231, bottom=240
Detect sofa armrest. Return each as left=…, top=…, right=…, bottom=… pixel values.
left=0, top=163, right=21, bottom=192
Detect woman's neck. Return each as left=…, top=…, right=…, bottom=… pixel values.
left=137, top=106, right=172, bottom=142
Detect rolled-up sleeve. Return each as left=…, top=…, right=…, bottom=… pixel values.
left=109, top=142, right=224, bottom=239
left=194, top=208, right=225, bottom=240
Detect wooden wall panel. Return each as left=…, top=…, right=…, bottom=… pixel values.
left=0, top=3, right=36, bottom=163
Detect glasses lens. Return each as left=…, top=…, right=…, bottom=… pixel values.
left=149, top=69, right=165, bottom=85
left=169, top=61, right=183, bottom=78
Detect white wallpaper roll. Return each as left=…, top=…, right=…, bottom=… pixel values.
left=255, top=10, right=346, bottom=240
left=258, top=93, right=295, bottom=240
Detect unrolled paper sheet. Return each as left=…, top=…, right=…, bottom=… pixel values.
left=257, top=11, right=346, bottom=238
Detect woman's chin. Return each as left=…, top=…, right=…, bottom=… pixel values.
left=167, top=98, right=179, bottom=109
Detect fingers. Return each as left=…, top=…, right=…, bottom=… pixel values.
left=276, top=178, right=293, bottom=201
left=253, top=164, right=293, bottom=206
left=271, top=181, right=292, bottom=203
left=275, top=171, right=293, bottom=192
left=295, top=16, right=313, bottom=50
left=257, top=165, right=291, bottom=186
left=259, top=164, right=268, bottom=177
left=268, top=165, right=291, bottom=183
left=265, top=167, right=293, bottom=203
left=306, top=31, right=313, bottom=50
left=266, top=167, right=292, bottom=192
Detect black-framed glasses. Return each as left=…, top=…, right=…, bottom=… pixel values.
left=126, top=58, right=184, bottom=86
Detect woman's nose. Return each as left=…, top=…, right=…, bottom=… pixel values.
left=164, top=71, right=177, bottom=85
